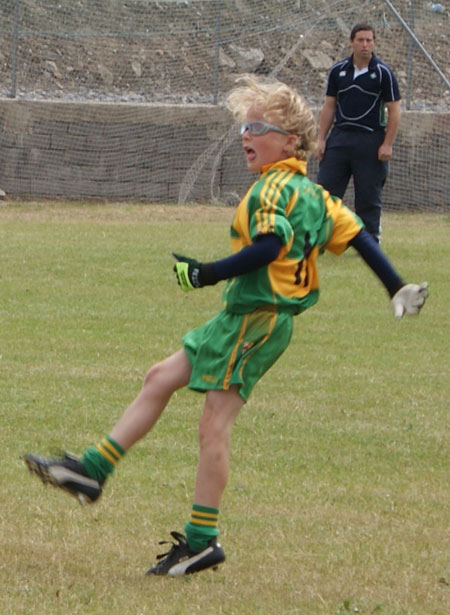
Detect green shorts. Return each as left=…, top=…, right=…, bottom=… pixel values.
left=182, top=307, right=293, bottom=402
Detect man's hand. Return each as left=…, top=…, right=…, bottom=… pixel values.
left=391, top=282, right=428, bottom=318
left=316, top=137, right=327, bottom=161
left=173, top=253, right=204, bottom=291
left=378, top=142, right=393, bottom=162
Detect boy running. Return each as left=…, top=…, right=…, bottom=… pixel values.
left=24, top=75, right=428, bottom=577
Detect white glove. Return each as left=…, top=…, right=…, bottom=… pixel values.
left=391, top=282, right=428, bottom=318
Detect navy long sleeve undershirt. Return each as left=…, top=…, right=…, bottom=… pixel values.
left=349, top=229, right=404, bottom=297
left=211, top=234, right=282, bottom=280
left=204, top=228, right=404, bottom=298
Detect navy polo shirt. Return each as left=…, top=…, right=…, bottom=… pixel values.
left=326, top=53, right=401, bottom=132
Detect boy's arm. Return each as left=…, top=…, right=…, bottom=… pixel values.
left=173, top=233, right=282, bottom=291
left=349, top=229, right=428, bottom=318
left=349, top=229, right=404, bottom=297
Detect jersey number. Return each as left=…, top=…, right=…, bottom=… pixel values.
left=294, top=259, right=309, bottom=287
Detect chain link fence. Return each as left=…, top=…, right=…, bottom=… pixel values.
left=0, top=0, right=449, bottom=207
left=1, top=0, right=449, bottom=108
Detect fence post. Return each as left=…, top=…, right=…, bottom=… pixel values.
left=383, top=0, right=450, bottom=91
left=212, top=0, right=222, bottom=105
left=405, top=0, right=415, bottom=109
left=10, top=0, right=20, bottom=98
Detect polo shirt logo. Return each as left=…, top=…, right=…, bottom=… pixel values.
left=339, top=70, right=346, bottom=77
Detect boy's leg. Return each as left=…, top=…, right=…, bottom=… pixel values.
left=185, top=386, right=243, bottom=549
left=193, top=385, right=244, bottom=507
left=110, top=349, right=192, bottom=450
left=25, top=349, right=192, bottom=501
left=146, top=385, right=243, bottom=576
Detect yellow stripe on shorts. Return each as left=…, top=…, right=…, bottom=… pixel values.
left=223, top=313, right=249, bottom=389
left=239, top=310, right=277, bottom=379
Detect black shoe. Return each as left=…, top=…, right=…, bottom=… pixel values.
left=24, top=452, right=103, bottom=504
left=145, top=531, right=225, bottom=577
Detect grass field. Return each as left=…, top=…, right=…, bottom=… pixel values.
left=1, top=203, right=449, bottom=615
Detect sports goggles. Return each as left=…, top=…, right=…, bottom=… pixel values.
left=240, top=121, right=291, bottom=137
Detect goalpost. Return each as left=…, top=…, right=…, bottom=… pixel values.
left=0, top=0, right=449, bottom=209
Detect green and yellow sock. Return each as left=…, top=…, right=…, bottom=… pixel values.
left=185, top=504, right=219, bottom=552
left=81, top=435, right=125, bottom=482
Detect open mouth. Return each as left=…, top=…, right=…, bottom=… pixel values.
left=244, top=146, right=256, bottom=161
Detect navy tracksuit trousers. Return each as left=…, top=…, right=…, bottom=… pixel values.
left=317, top=127, right=388, bottom=242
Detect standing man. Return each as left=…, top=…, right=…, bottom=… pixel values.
left=317, top=24, right=401, bottom=243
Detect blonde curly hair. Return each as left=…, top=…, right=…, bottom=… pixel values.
left=226, top=74, right=317, bottom=162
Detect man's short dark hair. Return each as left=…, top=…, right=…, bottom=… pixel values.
left=350, top=23, right=376, bottom=41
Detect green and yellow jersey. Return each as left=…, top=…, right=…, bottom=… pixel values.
left=223, top=157, right=363, bottom=315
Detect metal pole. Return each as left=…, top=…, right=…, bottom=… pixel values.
left=384, top=0, right=450, bottom=91
left=212, top=0, right=222, bottom=105
left=10, top=0, right=20, bottom=98
left=405, top=0, right=415, bottom=109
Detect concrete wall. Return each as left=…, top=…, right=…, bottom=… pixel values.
left=0, top=99, right=449, bottom=208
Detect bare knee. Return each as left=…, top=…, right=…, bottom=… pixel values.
left=198, top=406, right=235, bottom=452
left=143, top=361, right=165, bottom=387
left=198, top=388, right=243, bottom=450
left=140, top=361, right=175, bottom=403
left=198, top=412, right=223, bottom=450
left=141, top=351, right=191, bottom=398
